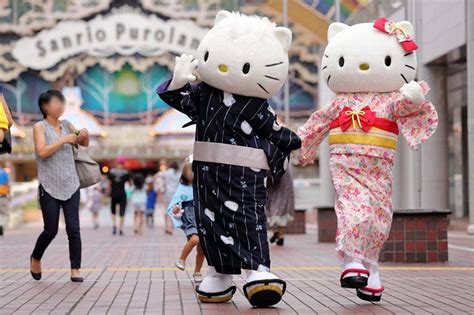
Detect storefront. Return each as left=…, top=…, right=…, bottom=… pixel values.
left=0, top=0, right=326, bottom=180
left=337, top=0, right=474, bottom=232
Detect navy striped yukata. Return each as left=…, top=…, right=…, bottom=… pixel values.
left=157, top=79, right=301, bottom=275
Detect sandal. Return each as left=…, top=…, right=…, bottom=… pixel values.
left=269, top=231, right=280, bottom=243
left=196, top=286, right=236, bottom=303
left=356, top=286, right=384, bottom=302
left=193, top=272, right=203, bottom=283
left=340, top=268, right=369, bottom=288
left=175, top=260, right=185, bottom=271
left=243, top=278, right=286, bottom=308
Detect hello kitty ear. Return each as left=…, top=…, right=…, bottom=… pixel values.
left=397, top=21, right=415, bottom=38
left=328, top=22, right=349, bottom=42
left=215, top=10, right=231, bottom=25
left=274, top=27, right=292, bottom=52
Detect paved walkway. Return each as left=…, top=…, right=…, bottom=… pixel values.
left=0, top=209, right=473, bottom=314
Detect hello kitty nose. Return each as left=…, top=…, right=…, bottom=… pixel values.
left=218, top=64, right=228, bottom=73
left=359, top=63, right=370, bottom=71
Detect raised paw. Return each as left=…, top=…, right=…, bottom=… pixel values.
left=400, top=80, right=424, bottom=105
left=174, top=53, right=198, bottom=82
left=168, top=54, right=198, bottom=90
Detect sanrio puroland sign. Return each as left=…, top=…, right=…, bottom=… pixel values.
left=12, top=7, right=208, bottom=70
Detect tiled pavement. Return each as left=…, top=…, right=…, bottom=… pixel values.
left=0, top=210, right=473, bottom=314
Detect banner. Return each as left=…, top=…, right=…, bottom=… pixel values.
left=12, top=7, right=208, bottom=70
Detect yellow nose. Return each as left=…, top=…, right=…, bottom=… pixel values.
left=359, top=63, right=370, bottom=71
left=218, top=64, right=228, bottom=73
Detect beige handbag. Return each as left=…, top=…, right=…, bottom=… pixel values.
left=64, top=121, right=101, bottom=188
left=72, top=145, right=101, bottom=188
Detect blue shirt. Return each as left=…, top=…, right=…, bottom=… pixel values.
left=0, top=167, right=8, bottom=196
left=146, top=190, right=157, bottom=209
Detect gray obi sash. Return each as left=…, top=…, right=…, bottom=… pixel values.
left=193, top=141, right=270, bottom=170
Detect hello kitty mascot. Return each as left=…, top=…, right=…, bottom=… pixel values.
left=298, top=18, right=438, bottom=302
left=157, top=11, right=301, bottom=307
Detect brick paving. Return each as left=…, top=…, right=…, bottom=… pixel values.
left=0, top=212, right=473, bottom=314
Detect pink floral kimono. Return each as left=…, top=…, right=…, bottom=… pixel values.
left=298, top=82, right=438, bottom=265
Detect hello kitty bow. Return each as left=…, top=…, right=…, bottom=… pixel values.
left=338, top=106, right=376, bottom=132
left=373, top=17, right=418, bottom=52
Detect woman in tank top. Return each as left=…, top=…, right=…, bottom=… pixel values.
left=30, top=90, right=89, bottom=282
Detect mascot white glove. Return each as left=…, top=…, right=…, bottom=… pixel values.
left=400, top=80, right=425, bottom=105
left=168, top=54, right=198, bottom=91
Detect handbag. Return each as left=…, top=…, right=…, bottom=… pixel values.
left=0, top=129, right=12, bottom=155
left=64, top=121, right=101, bottom=188
left=72, top=145, right=101, bottom=188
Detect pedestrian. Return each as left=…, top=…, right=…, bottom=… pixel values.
left=30, top=89, right=89, bottom=282
left=100, top=174, right=108, bottom=195
left=145, top=177, right=157, bottom=228
left=266, top=168, right=295, bottom=246
left=159, top=161, right=180, bottom=235
left=83, top=183, right=102, bottom=229
left=168, top=157, right=204, bottom=284
left=107, top=157, right=129, bottom=236
left=0, top=166, right=10, bottom=236
left=130, top=173, right=147, bottom=236
left=0, top=87, right=14, bottom=237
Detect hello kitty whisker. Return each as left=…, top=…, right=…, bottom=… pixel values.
left=404, top=52, right=413, bottom=57
left=324, top=54, right=329, bottom=58
left=265, top=62, right=284, bottom=67
left=400, top=73, right=408, bottom=83
left=264, top=75, right=280, bottom=81
left=327, top=75, right=332, bottom=85
left=322, top=66, right=327, bottom=70
left=257, top=83, right=270, bottom=94
left=405, top=64, right=415, bottom=70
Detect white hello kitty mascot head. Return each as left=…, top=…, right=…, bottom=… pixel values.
left=322, top=18, right=417, bottom=93
left=196, top=10, right=292, bottom=98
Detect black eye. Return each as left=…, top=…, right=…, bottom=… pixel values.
left=338, top=56, right=344, bottom=67
left=384, top=55, right=391, bottom=66
left=204, top=51, right=209, bottom=62
left=242, top=63, right=251, bottom=74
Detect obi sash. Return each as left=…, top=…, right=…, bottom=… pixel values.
left=193, top=141, right=270, bottom=170
left=329, top=106, right=399, bottom=150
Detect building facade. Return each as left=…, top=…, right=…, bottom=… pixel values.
left=316, top=0, right=473, bottom=233
left=0, top=0, right=338, bottom=181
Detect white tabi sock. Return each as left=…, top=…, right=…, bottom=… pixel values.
left=198, top=266, right=233, bottom=293
left=245, top=265, right=278, bottom=283
left=365, top=264, right=382, bottom=289
left=342, top=254, right=365, bottom=271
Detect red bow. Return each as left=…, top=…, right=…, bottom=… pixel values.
left=373, top=17, right=418, bottom=52
left=338, top=106, right=376, bottom=132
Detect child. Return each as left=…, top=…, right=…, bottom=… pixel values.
left=130, top=174, right=147, bottom=236
left=84, top=183, right=102, bottom=229
left=145, top=178, right=157, bottom=229
left=167, top=158, right=204, bottom=283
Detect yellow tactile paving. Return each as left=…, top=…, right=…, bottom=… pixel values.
left=2, top=266, right=473, bottom=273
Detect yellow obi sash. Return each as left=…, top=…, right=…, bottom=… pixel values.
left=329, top=106, right=399, bottom=150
